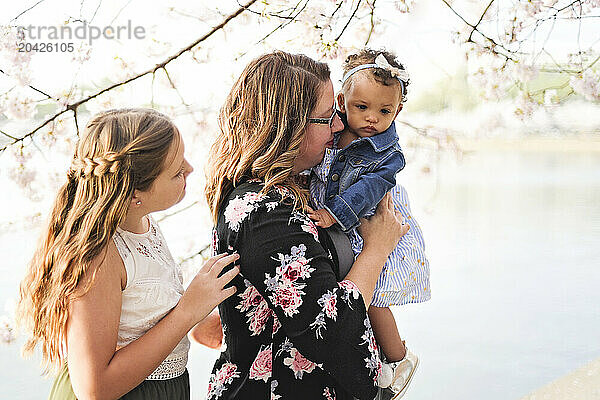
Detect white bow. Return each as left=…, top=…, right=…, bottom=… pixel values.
left=374, top=54, right=409, bottom=82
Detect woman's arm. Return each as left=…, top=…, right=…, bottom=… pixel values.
left=66, top=245, right=239, bottom=400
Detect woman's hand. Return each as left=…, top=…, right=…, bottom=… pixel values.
left=176, top=253, right=239, bottom=330
left=358, top=192, right=409, bottom=257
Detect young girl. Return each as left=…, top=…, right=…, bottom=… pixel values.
left=308, top=49, right=431, bottom=398
left=17, top=108, right=239, bottom=400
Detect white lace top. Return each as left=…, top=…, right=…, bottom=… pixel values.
left=112, top=215, right=190, bottom=380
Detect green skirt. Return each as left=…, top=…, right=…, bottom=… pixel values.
left=48, top=364, right=190, bottom=400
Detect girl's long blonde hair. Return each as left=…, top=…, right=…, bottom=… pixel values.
left=205, top=51, right=330, bottom=222
left=17, top=108, right=177, bottom=373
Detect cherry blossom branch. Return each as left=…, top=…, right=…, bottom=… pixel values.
left=161, top=66, right=201, bottom=125
left=364, top=0, right=377, bottom=45
left=467, top=0, right=495, bottom=43
left=162, top=67, right=190, bottom=108
left=0, top=69, right=55, bottom=100
left=250, top=0, right=308, bottom=47
left=397, top=120, right=463, bottom=154
left=553, top=0, right=583, bottom=14
left=10, top=0, right=47, bottom=22
left=0, top=128, right=18, bottom=141
left=73, top=107, right=80, bottom=136
left=329, top=1, right=345, bottom=19
left=0, top=0, right=259, bottom=153
left=237, top=0, right=298, bottom=20
left=440, top=0, right=518, bottom=62
left=335, top=0, right=363, bottom=42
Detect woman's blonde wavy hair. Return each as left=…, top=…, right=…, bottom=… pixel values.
left=205, top=51, right=330, bottom=222
left=17, top=108, right=177, bottom=374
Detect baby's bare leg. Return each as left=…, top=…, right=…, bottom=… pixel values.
left=189, top=310, right=223, bottom=349
left=368, top=306, right=406, bottom=362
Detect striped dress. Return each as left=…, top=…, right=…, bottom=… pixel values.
left=310, top=145, right=431, bottom=307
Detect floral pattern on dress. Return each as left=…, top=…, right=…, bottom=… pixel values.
left=272, top=314, right=281, bottom=336
left=211, top=228, right=219, bottom=256
left=274, top=184, right=294, bottom=201
left=338, top=280, right=361, bottom=307
left=310, top=280, right=362, bottom=339
left=283, top=347, right=318, bottom=379
left=310, top=289, right=338, bottom=339
left=271, top=380, right=282, bottom=400
left=236, top=279, right=273, bottom=336
left=360, top=317, right=382, bottom=383
left=323, top=387, right=336, bottom=400
left=249, top=344, right=272, bottom=382
left=207, top=362, right=241, bottom=399
left=264, top=244, right=314, bottom=317
left=224, top=191, right=267, bottom=232
left=290, top=211, right=319, bottom=242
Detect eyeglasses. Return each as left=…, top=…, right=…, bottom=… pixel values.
left=308, top=109, right=337, bottom=127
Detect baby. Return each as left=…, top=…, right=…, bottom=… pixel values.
left=308, top=48, right=431, bottom=399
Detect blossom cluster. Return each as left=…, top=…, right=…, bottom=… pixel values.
left=570, top=69, right=600, bottom=101
left=0, top=315, right=16, bottom=344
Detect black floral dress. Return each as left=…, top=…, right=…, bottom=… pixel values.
left=207, top=180, right=381, bottom=400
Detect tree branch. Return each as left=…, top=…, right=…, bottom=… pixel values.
left=467, top=0, right=495, bottom=43
left=234, top=0, right=308, bottom=60
left=397, top=120, right=463, bottom=154
left=0, top=0, right=259, bottom=153
left=73, top=108, right=80, bottom=137
left=364, top=0, right=377, bottom=45
left=0, top=69, right=55, bottom=100
left=236, top=0, right=297, bottom=20
left=329, top=1, right=344, bottom=19
left=10, top=0, right=47, bottom=22
left=440, top=0, right=517, bottom=62
left=162, top=67, right=190, bottom=108
left=336, top=0, right=363, bottom=42
left=252, top=0, right=307, bottom=47
left=0, top=129, right=18, bottom=141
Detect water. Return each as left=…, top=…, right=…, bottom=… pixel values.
left=1, top=148, right=599, bottom=399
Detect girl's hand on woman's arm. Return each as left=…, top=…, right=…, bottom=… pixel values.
left=174, top=252, right=239, bottom=328
left=345, top=192, right=409, bottom=307
left=66, top=248, right=239, bottom=400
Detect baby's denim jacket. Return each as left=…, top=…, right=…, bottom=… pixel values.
left=323, top=121, right=405, bottom=232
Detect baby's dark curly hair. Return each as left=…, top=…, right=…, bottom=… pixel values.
left=342, top=48, right=409, bottom=102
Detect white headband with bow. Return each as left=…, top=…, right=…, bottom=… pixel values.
left=341, top=54, right=409, bottom=96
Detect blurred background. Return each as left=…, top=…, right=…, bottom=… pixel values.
left=1, top=0, right=599, bottom=398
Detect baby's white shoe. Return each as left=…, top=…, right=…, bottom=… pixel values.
left=388, top=348, right=419, bottom=399
left=377, top=361, right=395, bottom=388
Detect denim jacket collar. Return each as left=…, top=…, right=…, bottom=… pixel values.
left=359, top=123, right=399, bottom=152
left=337, top=111, right=399, bottom=153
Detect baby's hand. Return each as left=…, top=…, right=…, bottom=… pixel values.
left=307, top=206, right=337, bottom=228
